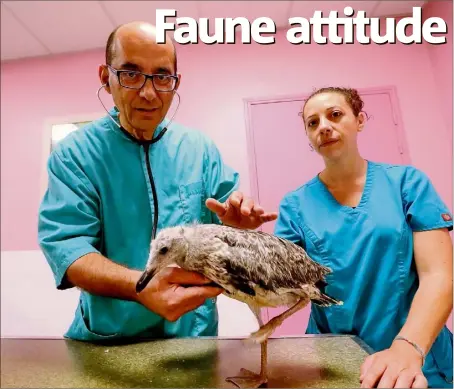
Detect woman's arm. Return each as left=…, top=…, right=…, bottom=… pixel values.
left=395, top=228, right=453, bottom=354
left=360, top=227, right=453, bottom=388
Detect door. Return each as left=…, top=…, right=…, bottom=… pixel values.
left=246, top=89, right=409, bottom=337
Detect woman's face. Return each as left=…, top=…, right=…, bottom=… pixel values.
left=302, top=92, right=365, bottom=160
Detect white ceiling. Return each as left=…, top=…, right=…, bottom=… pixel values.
left=1, top=0, right=427, bottom=62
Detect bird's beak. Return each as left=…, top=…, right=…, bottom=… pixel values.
left=135, top=269, right=155, bottom=293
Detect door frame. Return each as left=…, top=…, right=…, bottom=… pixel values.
left=243, top=85, right=412, bottom=207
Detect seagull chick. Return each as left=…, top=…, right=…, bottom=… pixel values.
left=136, top=223, right=343, bottom=388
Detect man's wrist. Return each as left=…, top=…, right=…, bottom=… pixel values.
left=126, top=269, right=143, bottom=302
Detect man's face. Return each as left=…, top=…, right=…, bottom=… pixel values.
left=100, top=29, right=180, bottom=139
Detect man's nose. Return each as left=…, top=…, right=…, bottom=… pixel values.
left=139, top=78, right=158, bottom=101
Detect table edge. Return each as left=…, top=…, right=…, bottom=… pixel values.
left=1, top=334, right=374, bottom=354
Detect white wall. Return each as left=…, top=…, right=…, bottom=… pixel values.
left=1, top=250, right=258, bottom=338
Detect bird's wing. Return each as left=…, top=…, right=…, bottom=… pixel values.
left=206, top=227, right=331, bottom=295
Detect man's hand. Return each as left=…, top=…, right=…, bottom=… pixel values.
left=135, top=266, right=223, bottom=322
left=206, top=191, right=277, bottom=230
left=359, top=341, right=428, bottom=388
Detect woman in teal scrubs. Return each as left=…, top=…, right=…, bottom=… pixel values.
left=274, top=87, right=453, bottom=388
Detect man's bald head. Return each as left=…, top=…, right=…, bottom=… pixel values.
left=105, top=22, right=177, bottom=73
left=99, top=21, right=180, bottom=140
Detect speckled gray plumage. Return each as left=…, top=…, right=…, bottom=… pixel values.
left=142, top=223, right=342, bottom=310
left=137, top=223, right=344, bottom=388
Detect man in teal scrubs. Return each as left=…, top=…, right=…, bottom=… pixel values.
left=38, top=22, right=277, bottom=342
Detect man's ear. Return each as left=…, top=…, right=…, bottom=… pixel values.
left=98, top=64, right=111, bottom=94
left=174, top=73, right=182, bottom=91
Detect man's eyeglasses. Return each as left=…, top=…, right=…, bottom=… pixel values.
left=107, top=65, right=178, bottom=92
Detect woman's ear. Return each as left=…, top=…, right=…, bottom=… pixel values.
left=357, top=112, right=367, bottom=132
left=298, top=109, right=307, bottom=134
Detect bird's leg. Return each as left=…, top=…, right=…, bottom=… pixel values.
left=248, top=303, right=265, bottom=327
left=248, top=297, right=309, bottom=344
left=260, top=338, right=268, bottom=381
left=225, top=339, right=268, bottom=388
left=225, top=300, right=308, bottom=388
left=225, top=304, right=268, bottom=388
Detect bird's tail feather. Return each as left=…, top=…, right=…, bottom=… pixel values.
left=311, top=292, right=343, bottom=307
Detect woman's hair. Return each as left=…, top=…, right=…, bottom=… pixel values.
left=301, top=87, right=366, bottom=118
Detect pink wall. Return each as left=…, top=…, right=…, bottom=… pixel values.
left=423, top=1, right=453, bottom=139
left=1, top=49, right=105, bottom=251
left=1, top=9, right=452, bottom=251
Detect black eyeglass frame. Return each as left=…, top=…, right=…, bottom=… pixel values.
left=106, top=64, right=178, bottom=92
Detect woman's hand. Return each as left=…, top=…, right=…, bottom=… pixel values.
left=206, top=191, right=277, bottom=230
left=360, top=340, right=428, bottom=388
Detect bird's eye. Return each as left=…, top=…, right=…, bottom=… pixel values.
left=159, top=247, right=168, bottom=255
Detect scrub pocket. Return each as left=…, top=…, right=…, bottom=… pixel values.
left=192, top=296, right=219, bottom=336
left=179, top=181, right=207, bottom=223
left=70, top=301, right=120, bottom=342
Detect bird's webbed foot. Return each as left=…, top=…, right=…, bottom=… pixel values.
left=226, top=368, right=267, bottom=388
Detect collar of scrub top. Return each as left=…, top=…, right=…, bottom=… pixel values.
left=109, top=106, right=169, bottom=146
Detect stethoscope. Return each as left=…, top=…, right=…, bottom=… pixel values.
left=96, top=83, right=181, bottom=241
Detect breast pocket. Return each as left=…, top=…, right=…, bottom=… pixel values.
left=179, top=181, right=207, bottom=224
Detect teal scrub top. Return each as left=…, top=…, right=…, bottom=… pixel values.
left=38, top=108, right=239, bottom=342
left=274, top=161, right=453, bottom=388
